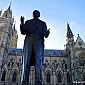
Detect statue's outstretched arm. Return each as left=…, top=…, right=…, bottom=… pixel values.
left=45, top=29, right=50, bottom=38
left=43, top=22, right=50, bottom=38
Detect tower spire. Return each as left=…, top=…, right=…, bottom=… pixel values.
left=8, top=2, right=11, bottom=12
left=67, top=22, right=73, bottom=38
left=2, top=2, right=12, bottom=18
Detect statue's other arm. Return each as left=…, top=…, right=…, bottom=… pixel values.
left=43, top=22, right=50, bottom=38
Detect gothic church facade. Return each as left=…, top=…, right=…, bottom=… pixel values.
left=0, top=6, right=85, bottom=85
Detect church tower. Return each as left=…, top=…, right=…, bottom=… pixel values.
left=65, top=23, right=75, bottom=83
left=1, top=4, right=18, bottom=48
left=0, top=5, right=18, bottom=73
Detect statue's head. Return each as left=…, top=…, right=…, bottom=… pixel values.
left=33, top=10, right=40, bottom=18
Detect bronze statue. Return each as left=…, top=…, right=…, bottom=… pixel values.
left=20, top=10, right=50, bottom=85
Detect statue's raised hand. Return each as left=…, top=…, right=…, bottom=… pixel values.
left=45, top=28, right=50, bottom=38
left=47, top=29, right=50, bottom=34
left=20, top=16, right=24, bottom=24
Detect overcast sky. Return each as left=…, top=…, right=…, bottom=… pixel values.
left=0, top=0, right=85, bottom=50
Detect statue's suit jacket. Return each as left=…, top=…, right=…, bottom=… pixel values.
left=20, top=18, right=49, bottom=66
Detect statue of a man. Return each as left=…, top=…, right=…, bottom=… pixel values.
left=20, top=10, right=50, bottom=85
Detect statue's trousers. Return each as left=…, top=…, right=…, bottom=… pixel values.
left=21, top=36, right=44, bottom=85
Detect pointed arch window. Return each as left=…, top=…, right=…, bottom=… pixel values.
left=1, top=71, right=6, bottom=81
left=12, top=71, right=17, bottom=82
left=57, top=72, right=62, bottom=83
left=5, top=14, right=7, bottom=18
left=8, top=62, right=10, bottom=66
left=46, top=72, right=51, bottom=83
left=67, top=72, right=70, bottom=82
left=65, top=64, right=67, bottom=70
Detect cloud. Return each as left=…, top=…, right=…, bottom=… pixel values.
left=44, top=22, right=65, bottom=49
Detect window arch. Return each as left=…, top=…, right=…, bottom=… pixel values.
left=83, top=73, right=85, bottom=81
left=5, top=14, right=7, bottom=18
left=1, top=71, right=6, bottom=81
left=65, top=64, right=67, bottom=70
left=67, top=72, right=70, bottom=82
left=57, top=72, right=62, bottom=83
left=8, top=62, right=10, bottom=66
left=46, top=72, right=51, bottom=83
left=12, top=71, right=17, bottom=82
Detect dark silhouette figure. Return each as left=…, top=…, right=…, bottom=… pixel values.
left=20, top=10, right=50, bottom=85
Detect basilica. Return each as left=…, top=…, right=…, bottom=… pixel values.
left=0, top=6, right=85, bottom=85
